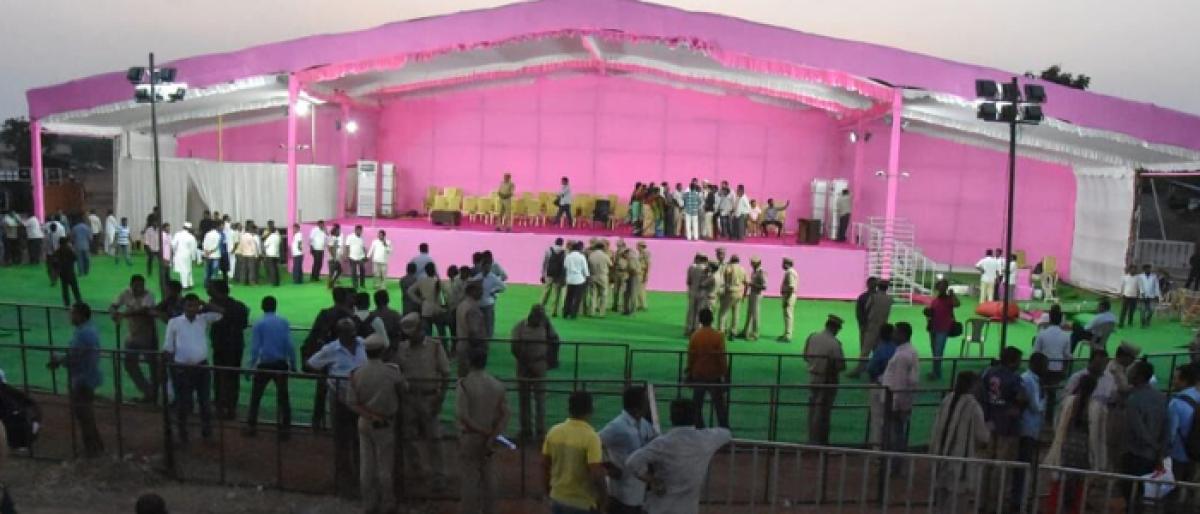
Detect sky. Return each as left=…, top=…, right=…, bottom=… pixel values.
left=1, top=0, right=1198, bottom=120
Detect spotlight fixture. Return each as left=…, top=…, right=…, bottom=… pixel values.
left=848, top=131, right=858, bottom=143
left=295, top=99, right=311, bottom=117
left=1023, top=84, right=1046, bottom=104
left=156, top=68, right=177, bottom=83
left=126, top=67, right=146, bottom=84
left=345, top=120, right=359, bottom=134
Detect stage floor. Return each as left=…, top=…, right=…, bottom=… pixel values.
left=315, top=216, right=867, bottom=300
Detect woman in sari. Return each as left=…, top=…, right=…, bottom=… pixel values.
left=1044, top=373, right=1100, bottom=514
left=628, top=183, right=644, bottom=232
left=929, top=371, right=990, bottom=507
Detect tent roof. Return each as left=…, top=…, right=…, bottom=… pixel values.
left=28, top=0, right=1200, bottom=167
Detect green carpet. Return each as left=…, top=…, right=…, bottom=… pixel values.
left=0, top=253, right=1194, bottom=445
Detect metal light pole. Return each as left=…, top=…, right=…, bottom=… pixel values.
left=974, top=76, right=1045, bottom=351
left=148, top=53, right=165, bottom=289
left=999, top=77, right=1019, bottom=350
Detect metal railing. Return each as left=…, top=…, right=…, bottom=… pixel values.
left=1134, top=239, right=1194, bottom=273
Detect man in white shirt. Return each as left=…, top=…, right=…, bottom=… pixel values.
left=3, top=211, right=21, bottom=264
left=171, top=223, right=200, bottom=289
left=104, top=210, right=118, bottom=255
left=835, top=189, right=852, bottom=242
left=308, top=220, right=328, bottom=281
left=1032, top=307, right=1072, bottom=385
left=562, top=241, right=590, bottom=319
left=344, top=225, right=368, bottom=289
left=975, top=250, right=1000, bottom=303
left=223, top=221, right=240, bottom=279
left=262, top=227, right=282, bottom=286
left=717, top=185, right=734, bottom=239
left=236, top=225, right=260, bottom=285
left=201, top=227, right=223, bottom=284
left=733, top=185, right=751, bottom=241
left=366, top=230, right=391, bottom=290
left=86, top=209, right=103, bottom=254
left=1002, top=255, right=1018, bottom=301
left=290, top=223, right=305, bottom=285
left=599, top=387, right=658, bottom=513
left=626, top=398, right=731, bottom=514
left=163, top=294, right=224, bottom=442
left=24, top=214, right=45, bottom=264
left=1118, top=265, right=1140, bottom=328
left=1137, top=264, right=1162, bottom=328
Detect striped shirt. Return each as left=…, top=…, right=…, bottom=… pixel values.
left=116, top=226, right=131, bottom=245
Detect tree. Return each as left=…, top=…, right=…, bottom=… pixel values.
left=0, top=117, right=59, bottom=168
left=1034, top=65, right=1091, bottom=91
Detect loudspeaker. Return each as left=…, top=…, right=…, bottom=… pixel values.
left=431, top=210, right=461, bottom=226
left=796, top=219, right=822, bottom=245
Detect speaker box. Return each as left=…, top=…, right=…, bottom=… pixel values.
left=430, top=210, right=461, bottom=226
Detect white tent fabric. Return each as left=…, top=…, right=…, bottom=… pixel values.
left=1070, top=166, right=1137, bottom=293
left=115, top=157, right=335, bottom=236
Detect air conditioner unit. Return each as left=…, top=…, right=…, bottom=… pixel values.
left=355, top=160, right=378, bottom=217
left=380, top=163, right=395, bottom=217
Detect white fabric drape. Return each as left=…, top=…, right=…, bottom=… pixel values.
left=1070, top=166, right=1136, bottom=293
left=115, top=157, right=336, bottom=236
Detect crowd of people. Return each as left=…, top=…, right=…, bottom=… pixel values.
left=492, top=175, right=850, bottom=242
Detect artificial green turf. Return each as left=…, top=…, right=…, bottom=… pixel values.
left=0, top=253, right=1195, bottom=446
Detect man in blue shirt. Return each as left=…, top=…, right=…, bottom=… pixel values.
left=1168, top=363, right=1200, bottom=486
left=307, top=318, right=367, bottom=497
left=243, top=296, right=296, bottom=439
left=865, top=323, right=896, bottom=449
left=48, top=302, right=103, bottom=457
left=471, top=259, right=506, bottom=338
left=598, top=387, right=658, bottom=513
left=69, top=218, right=92, bottom=276
left=1016, top=352, right=1047, bottom=502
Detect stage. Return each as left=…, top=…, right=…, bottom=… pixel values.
left=305, top=217, right=867, bottom=300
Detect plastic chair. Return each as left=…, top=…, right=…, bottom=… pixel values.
left=959, top=318, right=989, bottom=358
left=486, top=194, right=501, bottom=224
left=609, top=202, right=628, bottom=230
left=461, top=197, right=478, bottom=222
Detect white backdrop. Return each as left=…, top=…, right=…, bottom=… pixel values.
left=115, top=157, right=336, bottom=236
left=1069, top=166, right=1136, bottom=293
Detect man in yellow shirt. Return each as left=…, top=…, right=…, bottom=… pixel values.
left=543, top=391, right=608, bottom=513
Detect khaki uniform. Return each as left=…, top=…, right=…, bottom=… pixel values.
left=455, top=297, right=487, bottom=377
left=742, top=267, right=767, bottom=340
left=803, top=330, right=845, bottom=444
left=587, top=249, right=611, bottom=316
left=780, top=268, right=798, bottom=339
left=510, top=319, right=558, bottom=437
left=719, top=263, right=747, bottom=336
left=348, top=360, right=408, bottom=514
left=637, top=248, right=651, bottom=310
left=497, top=180, right=515, bottom=229
left=684, top=264, right=709, bottom=335
left=611, top=250, right=631, bottom=312
left=709, top=262, right=725, bottom=315
left=456, top=370, right=510, bottom=514
left=624, top=250, right=642, bottom=314
left=391, top=337, right=451, bottom=481
left=860, top=292, right=892, bottom=361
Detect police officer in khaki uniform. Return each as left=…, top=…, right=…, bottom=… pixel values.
left=348, top=333, right=407, bottom=514
left=778, top=258, right=798, bottom=342
left=802, top=315, right=846, bottom=444
left=635, top=241, right=651, bottom=311
left=510, top=304, right=559, bottom=439
left=587, top=240, right=611, bottom=317
left=739, top=256, right=767, bottom=341
left=611, top=241, right=631, bottom=313
left=623, top=244, right=642, bottom=315
left=391, top=312, right=451, bottom=490
left=456, top=346, right=510, bottom=514
left=496, top=173, right=515, bottom=232
left=719, top=254, right=747, bottom=339
left=455, top=280, right=487, bottom=377
left=684, top=253, right=710, bottom=336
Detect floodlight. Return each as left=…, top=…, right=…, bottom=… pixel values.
left=1020, top=104, right=1044, bottom=123
left=156, top=67, right=177, bottom=83
left=295, top=99, right=311, bottom=117
left=848, top=131, right=858, bottom=143
left=1000, top=103, right=1018, bottom=122
left=1023, top=84, right=1046, bottom=103
left=345, top=120, right=359, bottom=134
left=977, top=102, right=999, bottom=121
left=127, top=67, right=146, bottom=84
left=975, top=80, right=1000, bottom=100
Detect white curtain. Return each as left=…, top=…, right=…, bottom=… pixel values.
left=1070, top=166, right=1136, bottom=293
left=116, top=157, right=335, bottom=236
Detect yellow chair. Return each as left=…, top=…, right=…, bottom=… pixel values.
left=461, top=197, right=478, bottom=222
left=575, top=197, right=595, bottom=228
left=424, top=186, right=440, bottom=213
left=486, top=194, right=502, bottom=224
left=475, top=197, right=493, bottom=224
